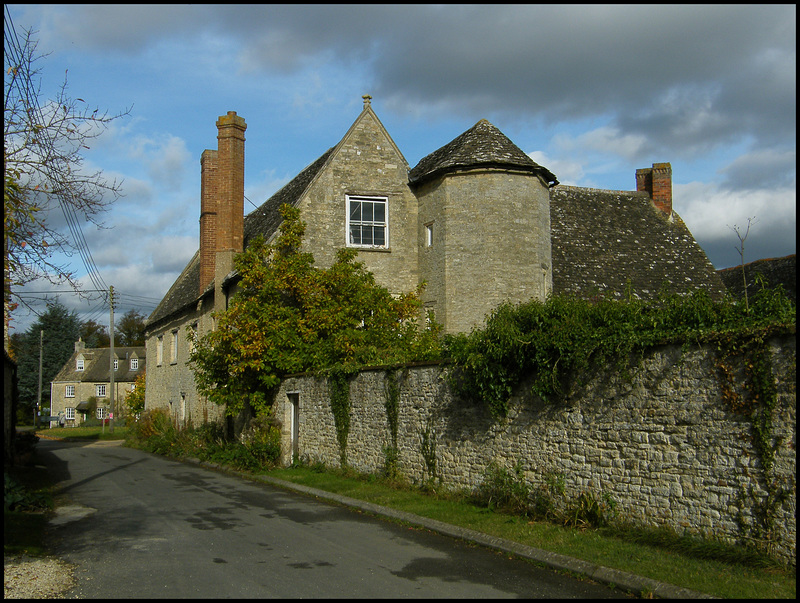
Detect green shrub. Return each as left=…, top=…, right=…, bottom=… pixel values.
left=445, top=287, right=795, bottom=418
left=473, top=462, right=531, bottom=514
left=4, top=473, right=50, bottom=512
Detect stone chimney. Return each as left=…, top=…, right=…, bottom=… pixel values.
left=636, top=162, right=672, bottom=216
left=199, top=112, right=247, bottom=296
left=75, top=338, right=85, bottom=353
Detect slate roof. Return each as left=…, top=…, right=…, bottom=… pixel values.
left=550, top=186, right=726, bottom=300
left=408, top=119, right=558, bottom=187
left=52, top=346, right=146, bottom=384
left=146, top=149, right=335, bottom=328
left=148, top=115, right=727, bottom=330
left=717, top=254, right=796, bottom=304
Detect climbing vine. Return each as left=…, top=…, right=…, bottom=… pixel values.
left=383, top=370, right=401, bottom=477
left=446, top=281, right=794, bottom=557
left=445, top=285, right=795, bottom=418
left=329, top=369, right=352, bottom=467
left=713, top=323, right=793, bottom=555
left=419, top=416, right=438, bottom=486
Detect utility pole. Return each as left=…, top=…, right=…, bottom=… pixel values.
left=36, top=329, right=43, bottom=428
left=109, top=285, right=115, bottom=434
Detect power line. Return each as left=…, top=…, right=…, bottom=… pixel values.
left=5, top=8, right=109, bottom=293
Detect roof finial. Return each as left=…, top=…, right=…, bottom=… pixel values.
left=362, top=94, right=372, bottom=108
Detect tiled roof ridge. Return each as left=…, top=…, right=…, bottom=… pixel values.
left=553, top=184, right=650, bottom=196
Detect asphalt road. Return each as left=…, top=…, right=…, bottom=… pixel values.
left=37, top=439, right=629, bottom=599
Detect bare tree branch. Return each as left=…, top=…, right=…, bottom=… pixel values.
left=4, top=24, right=131, bottom=318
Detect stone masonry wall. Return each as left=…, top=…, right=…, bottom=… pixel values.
left=276, top=334, right=796, bottom=564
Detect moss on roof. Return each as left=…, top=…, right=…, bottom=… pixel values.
left=550, top=185, right=726, bottom=301
left=409, top=119, right=557, bottom=187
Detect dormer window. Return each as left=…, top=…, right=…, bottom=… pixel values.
left=347, top=195, right=388, bottom=248
left=76, top=357, right=84, bottom=371
left=114, top=359, right=119, bottom=371
left=131, top=357, right=139, bottom=370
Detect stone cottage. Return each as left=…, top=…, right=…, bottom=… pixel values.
left=145, top=96, right=725, bottom=426
left=50, top=339, right=145, bottom=426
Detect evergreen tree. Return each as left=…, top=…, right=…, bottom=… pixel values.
left=80, top=319, right=109, bottom=348
left=12, top=301, right=82, bottom=422
left=116, top=309, right=146, bottom=347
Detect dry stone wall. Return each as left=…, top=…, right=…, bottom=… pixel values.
left=276, top=335, right=796, bottom=564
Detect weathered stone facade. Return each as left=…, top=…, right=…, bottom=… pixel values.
left=275, top=334, right=796, bottom=564
left=146, top=98, right=727, bottom=429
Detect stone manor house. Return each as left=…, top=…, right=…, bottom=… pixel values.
left=144, top=96, right=725, bottom=426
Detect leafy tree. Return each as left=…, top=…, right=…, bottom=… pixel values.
left=189, top=204, right=441, bottom=417
left=4, top=24, right=129, bottom=317
left=125, top=370, right=146, bottom=419
left=80, top=319, right=109, bottom=348
left=10, top=300, right=82, bottom=423
left=116, top=308, right=146, bottom=346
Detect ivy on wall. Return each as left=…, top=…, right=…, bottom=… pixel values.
left=444, top=285, right=795, bottom=418
left=383, top=370, right=401, bottom=477
left=329, top=369, right=352, bottom=467
left=714, top=326, right=794, bottom=555
left=445, top=282, right=794, bottom=557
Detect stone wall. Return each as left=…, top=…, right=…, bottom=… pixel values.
left=145, top=293, right=225, bottom=428
left=276, top=334, right=796, bottom=564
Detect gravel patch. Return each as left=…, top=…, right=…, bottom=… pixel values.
left=4, top=554, right=76, bottom=599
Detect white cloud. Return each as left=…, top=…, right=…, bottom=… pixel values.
left=553, top=127, right=648, bottom=163
left=527, top=151, right=584, bottom=186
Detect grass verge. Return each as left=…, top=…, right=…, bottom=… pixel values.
left=35, top=426, right=128, bottom=441
left=261, top=465, right=795, bottom=599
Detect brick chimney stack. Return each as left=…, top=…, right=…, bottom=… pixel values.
left=199, top=111, right=247, bottom=296
left=636, top=162, right=672, bottom=216
left=199, top=149, right=218, bottom=294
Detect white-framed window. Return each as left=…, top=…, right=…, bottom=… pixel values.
left=114, top=358, right=119, bottom=371
left=76, top=357, right=84, bottom=371
left=157, top=335, right=163, bottom=365
left=130, top=357, right=139, bottom=370
left=65, top=407, right=75, bottom=420
left=347, top=195, right=388, bottom=248
left=96, top=384, right=107, bottom=397
left=65, top=385, right=75, bottom=398
left=96, top=407, right=106, bottom=420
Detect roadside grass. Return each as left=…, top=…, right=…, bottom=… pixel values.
left=28, top=423, right=795, bottom=598
left=36, top=426, right=128, bottom=441
left=262, top=465, right=796, bottom=599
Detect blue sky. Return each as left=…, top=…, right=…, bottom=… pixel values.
left=6, top=4, right=796, bottom=335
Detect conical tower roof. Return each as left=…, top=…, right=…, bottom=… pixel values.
left=409, top=119, right=558, bottom=186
